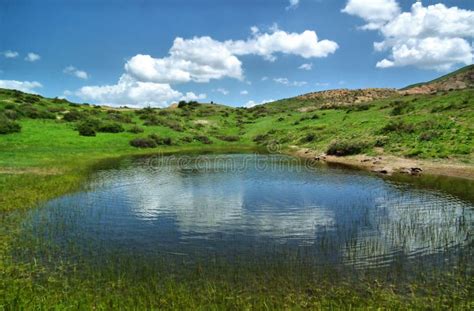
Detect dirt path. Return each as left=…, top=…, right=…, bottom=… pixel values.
left=290, top=147, right=474, bottom=181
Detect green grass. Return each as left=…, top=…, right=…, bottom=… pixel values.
left=0, top=86, right=473, bottom=309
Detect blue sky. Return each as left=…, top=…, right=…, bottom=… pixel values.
left=0, top=0, right=473, bottom=107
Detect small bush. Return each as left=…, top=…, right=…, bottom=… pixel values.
left=178, top=101, right=199, bottom=109
left=326, top=140, right=368, bottom=156
left=77, top=123, right=96, bottom=137
left=194, top=135, right=212, bottom=144
left=107, top=112, right=133, bottom=123
left=379, top=121, right=415, bottom=134
left=0, top=118, right=21, bottom=134
left=300, top=133, right=316, bottom=143
left=180, top=136, right=193, bottom=143
left=3, top=109, right=19, bottom=120
left=374, top=136, right=389, bottom=147
left=149, top=134, right=172, bottom=145
left=47, top=106, right=66, bottom=113
left=98, top=122, right=124, bottom=133
left=128, top=125, right=144, bottom=134
left=419, top=131, right=440, bottom=141
left=129, top=138, right=157, bottom=148
left=216, top=135, right=240, bottom=142
left=253, top=134, right=268, bottom=143
left=63, top=110, right=85, bottom=122
left=22, top=106, right=56, bottom=119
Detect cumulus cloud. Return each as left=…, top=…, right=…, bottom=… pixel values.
left=240, top=90, right=249, bottom=95
left=342, top=0, right=400, bottom=30
left=0, top=80, right=42, bottom=93
left=245, top=99, right=275, bottom=108
left=63, top=66, right=89, bottom=80
left=274, top=77, right=307, bottom=87
left=125, top=39, right=242, bottom=84
left=227, top=26, right=338, bottom=61
left=343, top=1, right=474, bottom=70
left=2, top=50, right=19, bottom=58
left=180, top=92, right=207, bottom=102
left=76, top=74, right=183, bottom=108
left=299, top=63, right=313, bottom=70
left=24, top=52, right=40, bottom=62
left=125, top=27, right=337, bottom=83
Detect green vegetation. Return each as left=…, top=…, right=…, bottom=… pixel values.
left=0, top=66, right=473, bottom=309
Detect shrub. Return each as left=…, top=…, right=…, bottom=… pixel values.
left=128, top=125, right=144, bottom=134
left=0, top=118, right=21, bottom=134
left=165, top=120, right=183, bottom=132
left=107, top=112, right=133, bottom=123
left=98, top=122, right=124, bottom=133
left=22, top=106, right=56, bottom=119
left=300, top=133, right=316, bottom=143
left=379, top=120, right=415, bottom=134
left=419, top=131, right=440, bottom=141
left=47, top=106, right=65, bottom=113
left=3, top=109, right=19, bottom=120
left=180, top=136, right=193, bottom=143
left=63, top=110, right=85, bottom=122
left=326, top=140, right=368, bottom=156
left=178, top=100, right=199, bottom=108
left=149, top=134, right=172, bottom=145
left=194, top=135, right=213, bottom=144
left=77, top=123, right=96, bottom=137
left=374, top=136, right=389, bottom=147
left=216, top=135, right=240, bottom=142
left=253, top=134, right=268, bottom=143
left=130, top=137, right=157, bottom=148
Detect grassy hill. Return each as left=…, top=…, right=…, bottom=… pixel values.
left=401, top=64, right=474, bottom=93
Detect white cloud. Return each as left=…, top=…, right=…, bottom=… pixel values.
left=125, top=27, right=337, bottom=84
left=125, top=39, right=243, bottom=84
left=180, top=92, right=206, bottom=102
left=245, top=98, right=275, bottom=108
left=2, top=50, right=19, bottom=58
left=214, top=88, right=229, bottom=95
left=76, top=74, right=183, bottom=108
left=299, top=63, right=313, bottom=70
left=261, top=76, right=269, bottom=81
left=342, top=0, right=400, bottom=30
left=24, top=52, right=40, bottom=62
left=274, top=77, right=307, bottom=87
left=0, top=80, right=42, bottom=93
left=63, top=66, right=89, bottom=80
left=240, top=90, right=249, bottom=95
left=286, top=0, right=299, bottom=10
left=227, top=26, right=338, bottom=61
left=344, top=1, right=474, bottom=70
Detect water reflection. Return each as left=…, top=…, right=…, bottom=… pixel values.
left=26, top=154, right=473, bottom=269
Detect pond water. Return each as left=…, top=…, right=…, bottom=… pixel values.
left=19, top=154, right=473, bottom=278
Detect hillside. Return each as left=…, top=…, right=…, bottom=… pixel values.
left=401, top=64, right=474, bottom=94
left=0, top=66, right=473, bottom=194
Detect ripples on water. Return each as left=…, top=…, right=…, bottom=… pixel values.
left=23, top=154, right=473, bottom=272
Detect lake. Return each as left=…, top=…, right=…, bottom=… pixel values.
left=16, top=153, right=473, bottom=283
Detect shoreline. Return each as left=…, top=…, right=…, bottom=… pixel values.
left=290, top=147, right=474, bottom=181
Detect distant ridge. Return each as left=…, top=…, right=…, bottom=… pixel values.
left=401, top=64, right=474, bottom=94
